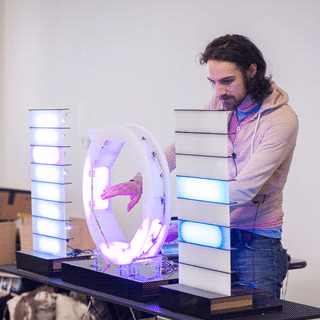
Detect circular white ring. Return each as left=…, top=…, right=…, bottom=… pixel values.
left=82, top=124, right=171, bottom=265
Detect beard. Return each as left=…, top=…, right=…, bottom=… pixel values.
left=220, top=94, right=247, bottom=111
left=220, top=73, right=250, bottom=110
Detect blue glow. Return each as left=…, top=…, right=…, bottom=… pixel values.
left=179, top=220, right=230, bottom=250
left=176, top=176, right=229, bottom=204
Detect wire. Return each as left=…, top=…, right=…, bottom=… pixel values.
left=83, top=299, right=92, bottom=320
left=281, top=271, right=289, bottom=300
left=84, top=296, right=104, bottom=320
left=129, top=307, right=137, bottom=320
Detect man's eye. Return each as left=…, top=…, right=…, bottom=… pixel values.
left=222, top=79, right=233, bottom=85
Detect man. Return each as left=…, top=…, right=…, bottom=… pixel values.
left=101, top=34, right=298, bottom=298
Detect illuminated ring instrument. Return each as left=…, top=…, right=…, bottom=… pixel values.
left=82, top=123, right=172, bottom=265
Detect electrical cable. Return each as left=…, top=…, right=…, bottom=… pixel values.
left=129, top=307, right=137, bottom=320
left=83, top=299, right=92, bottom=320
left=281, top=270, right=289, bottom=300
left=89, top=298, right=105, bottom=320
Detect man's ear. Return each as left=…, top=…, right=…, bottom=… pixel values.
left=248, top=63, right=257, bottom=78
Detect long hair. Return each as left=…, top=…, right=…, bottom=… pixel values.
left=199, top=34, right=272, bottom=103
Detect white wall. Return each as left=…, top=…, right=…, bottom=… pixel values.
left=1, top=0, right=319, bottom=308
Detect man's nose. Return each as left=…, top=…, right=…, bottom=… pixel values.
left=215, top=83, right=227, bottom=97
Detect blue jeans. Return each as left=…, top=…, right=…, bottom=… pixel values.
left=231, top=229, right=289, bottom=298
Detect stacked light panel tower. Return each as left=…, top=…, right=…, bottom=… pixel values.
left=175, top=109, right=232, bottom=296
left=29, top=108, right=71, bottom=257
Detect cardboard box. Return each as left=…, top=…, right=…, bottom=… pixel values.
left=0, top=188, right=31, bottom=220
left=67, top=218, right=95, bottom=251
left=0, top=188, right=32, bottom=265
left=19, top=223, right=33, bottom=251
left=0, top=220, right=16, bottom=265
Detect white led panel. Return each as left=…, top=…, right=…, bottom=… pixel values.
left=31, top=164, right=67, bottom=184
left=31, top=181, right=67, bottom=202
left=179, top=242, right=231, bottom=273
left=33, top=234, right=66, bottom=257
left=176, top=154, right=229, bottom=180
left=32, top=199, right=66, bottom=220
left=177, top=198, right=230, bottom=227
left=179, top=263, right=231, bottom=296
left=175, top=110, right=229, bottom=133
left=33, top=216, right=67, bottom=239
left=30, top=128, right=64, bottom=146
left=29, top=109, right=68, bottom=128
left=175, top=133, right=228, bottom=157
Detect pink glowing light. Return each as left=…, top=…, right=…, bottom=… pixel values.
left=31, top=146, right=62, bottom=165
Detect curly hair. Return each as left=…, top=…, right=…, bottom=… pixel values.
left=199, top=34, right=272, bottom=103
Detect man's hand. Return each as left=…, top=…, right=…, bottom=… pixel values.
left=165, top=222, right=178, bottom=243
left=100, top=180, right=142, bottom=212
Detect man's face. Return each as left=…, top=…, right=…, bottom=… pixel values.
left=207, top=60, right=248, bottom=110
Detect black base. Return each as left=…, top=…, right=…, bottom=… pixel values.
left=16, top=250, right=92, bottom=277
left=159, top=283, right=282, bottom=319
left=61, top=259, right=178, bottom=302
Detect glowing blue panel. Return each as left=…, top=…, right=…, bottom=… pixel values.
left=32, top=199, right=66, bottom=220
left=30, top=128, right=64, bottom=146
left=31, top=181, right=66, bottom=202
left=176, top=176, right=229, bottom=204
left=29, top=109, right=66, bottom=128
left=33, top=216, right=67, bottom=239
left=31, top=164, right=67, bottom=184
left=179, top=220, right=230, bottom=250
left=33, top=233, right=66, bottom=256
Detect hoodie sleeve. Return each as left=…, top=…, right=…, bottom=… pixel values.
left=229, top=105, right=298, bottom=205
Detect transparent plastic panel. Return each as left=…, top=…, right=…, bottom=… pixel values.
left=175, top=133, right=228, bottom=157
left=175, top=110, right=229, bottom=134
left=177, top=198, right=230, bottom=227
left=179, top=242, right=231, bottom=273
left=179, top=263, right=231, bottom=296
left=176, top=154, right=229, bottom=180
